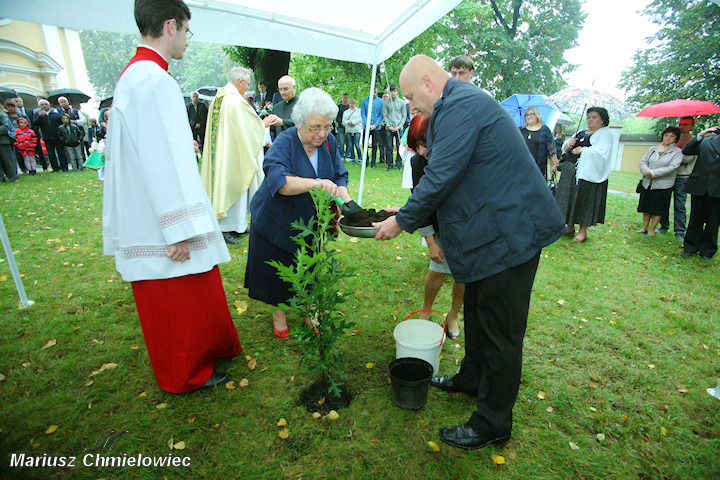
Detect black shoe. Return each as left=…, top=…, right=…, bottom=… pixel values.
left=223, top=232, right=242, bottom=244
left=656, top=227, right=669, bottom=234
left=681, top=251, right=693, bottom=257
left=430, top=376, right=468, bottom=393
left=439, top=423, right=511, bottom=450
left=701, top=255, right=713, bottom=261
left=199, top=371, right=229, bottom=390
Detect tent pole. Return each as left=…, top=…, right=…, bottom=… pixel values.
left=357, top=63, right=378, bottom=206
left=0, top=214, right=32, bottom=308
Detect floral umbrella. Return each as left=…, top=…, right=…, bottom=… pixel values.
left=548, top=87, right=632, bottom=120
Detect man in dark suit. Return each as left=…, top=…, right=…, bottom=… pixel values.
left=187, top=92, right=208, bottom=147
left=681, top=125, right=720, bottom=260
left=33, top=99, right=67, bottom=171
left=375, top=55, right=566, bottom=450
left=254, top=81, right=269, bottom=105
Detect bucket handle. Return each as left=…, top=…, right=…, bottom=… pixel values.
left=401, top=309, right=446, bottom=348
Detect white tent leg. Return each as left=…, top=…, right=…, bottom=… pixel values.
left=357, top=63, right=378, bottom=207
left=0, top=214, right=32, bottom=308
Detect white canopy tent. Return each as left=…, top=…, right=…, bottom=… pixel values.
left=0, top=0, right=462, bottom=306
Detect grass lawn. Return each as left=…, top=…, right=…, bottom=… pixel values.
left=1, top=165, right=718, bottom=479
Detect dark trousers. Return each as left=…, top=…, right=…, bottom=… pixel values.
left=384, top=129, right=401, bottom=167
left=367, top=129, right=380, bottom=166
left=45, top=139, right=68, bottom=171
left=683, top=193, right=720, bottom=258
left=454, top=250, right=541, bottom=435
left=0, top=144, right=17, bottom=181
left=336, top=126, right=347, bottom=157
left=14, top=147, right=27, bottom=173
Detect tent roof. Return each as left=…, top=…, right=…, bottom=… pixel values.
left=3, top=0, right=461, bottom=64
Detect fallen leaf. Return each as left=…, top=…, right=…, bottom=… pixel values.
left=84, top=380, right=94, bottom=387
left=245, top=355, right=252, bottom=361
left=173, top=441, right=186, bottom=450
left=88, top=363, right=118, bottom=377
left=648, top=364, right=656, bottom=369
left=130, top=345, right=139, bottom=350
left=661, top=427, right=667, bottom=436
left=327, top=410, right=340, bottom=420
left=156, top=403, right=167, bottom=409
left=57, top=246, right=67, bottom=252
left=365, top=362, right=374, bottom=369
left=428, top=441, right=440, bottom=452
left=492, top=455, right=506, bottom=465
left=596, top=433, right=605, bottom=442
left=225, top=381, right=236, bottom=390
left=248, top=359, right=257, bottom=370
left=278, top=428, right=290, bottom=439
left=41, top=339, right=57, bottom=349
left=188, top=417, right=195, bottom=423
left=623, top=415, right=630, bottom=422
left=21, top=362, right=31, bottom=367
left=46, top=425, right=58, bottom=434
left=318, top=397, right=325, bottom=405
left=312, top=412, right=322, bottom=419
left=557, top=299, right=566, bottom=306
left=0, top=275, right=7, bottom=282
left=546, top=406, right=554, bottom=413
left=239, top=378, right=249, bottom=387
left=138, top=391, right=147, bottom=397
left=537, top=391, right=546, bottom=400
left=0, top=373, right=5, bottom=382
left=569, top=442, right=580, bottom=450
left=277, top=418, right=287, bottom=427
left=167, top=438, right=174, bottom=450
left=233, top=300, right=248, bottom=315
left=677, top=387, right=689, bottom=394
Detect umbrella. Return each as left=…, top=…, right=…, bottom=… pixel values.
left=197, top=86, right=218, bottom=97
left=0, top=86, right=17, bottom=102
left=556, top=112, right=574, bottom=125
left=635, top=99, right=720, bottom=117
left=48, top=88, right=91, bottom=105
left=548, top=87, right=632, bottom=120
left=99, top=97, right=113, bottom=109
left=499, top=94, right=562, bottom=129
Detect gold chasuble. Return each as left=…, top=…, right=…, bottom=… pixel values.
left=201, top=84, right=265, bottom=219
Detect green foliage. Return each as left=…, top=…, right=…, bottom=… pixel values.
left=269, top=189, right=355, bottom=396
left=286, top=0, right=584, bottom=101
left=79, top=31, right=233, bottom=97
left=620, top=0, right=720, bottom=115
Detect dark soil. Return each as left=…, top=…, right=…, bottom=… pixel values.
left=342, top=209, right=395, bottom=227
left=298, top=379, right=354, bottom=414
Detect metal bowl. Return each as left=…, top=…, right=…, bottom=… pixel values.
left=338, top=217, right=379, bottom=238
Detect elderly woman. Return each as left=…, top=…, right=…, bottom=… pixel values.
left=637, top=126, right=683, bottom=236
left=555, top=107, right=614, bottom=242
left=245, top=88, right=354, bottom=338
left=520, top=106, right=558, bottom=180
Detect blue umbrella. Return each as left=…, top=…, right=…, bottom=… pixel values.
left=499, top=94, right=561, bottom=130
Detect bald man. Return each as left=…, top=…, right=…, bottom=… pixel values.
left=269, top=75, right=298, bottom=139
left=375, top=55, right=566, bottom=450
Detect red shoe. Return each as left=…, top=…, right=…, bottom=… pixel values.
left=273, top=318, right=289, bottom=339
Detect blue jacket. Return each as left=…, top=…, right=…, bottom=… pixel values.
left=250, top=127, right=349, bottom=252
left=395, top=79, right=566, bottom=283
left=360, top=96, right=383, bottom=129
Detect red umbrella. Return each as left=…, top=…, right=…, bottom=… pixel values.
left=635, top=99, right=720, bottom=117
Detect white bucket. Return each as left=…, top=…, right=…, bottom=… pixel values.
left=394, top=319, right=445, bottom=375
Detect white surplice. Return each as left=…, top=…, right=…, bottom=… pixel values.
left=103, top=58, right=230, bottom=282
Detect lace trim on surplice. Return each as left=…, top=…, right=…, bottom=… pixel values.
left=157, top=202, right=210, bottom=230
left=116, top=231, right=223, bottom=260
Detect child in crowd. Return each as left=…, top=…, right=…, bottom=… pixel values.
left=14, top=117, right=37, bottom=175
left=84, top=138, right=106, bottom=181
left=58, top=113, right=84, bottom=171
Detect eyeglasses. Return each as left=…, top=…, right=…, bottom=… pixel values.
left=303, top=122, right=333, bottom=134
left=178, top=21, right=193, bottom=40
left=524, top=113, right=536, bottom=117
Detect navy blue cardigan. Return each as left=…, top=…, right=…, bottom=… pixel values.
left=249, top=127, right=349, bottom=252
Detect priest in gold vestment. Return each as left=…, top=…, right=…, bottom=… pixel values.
left=201, top=67, right=276, bottom=244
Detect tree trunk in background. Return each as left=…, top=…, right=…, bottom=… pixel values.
left=252, top=49, right=290, bottom=97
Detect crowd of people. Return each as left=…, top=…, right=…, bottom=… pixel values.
left=0, top=94, right=109, bottom=181
left=7, top=0, right=719, bottom=454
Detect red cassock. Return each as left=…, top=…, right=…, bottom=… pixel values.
left=131, top=266, right=241, bottom=393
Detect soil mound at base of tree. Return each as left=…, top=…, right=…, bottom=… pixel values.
left=298, top=379, right=354, bottom=414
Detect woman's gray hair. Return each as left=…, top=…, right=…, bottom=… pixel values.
left=291, top=87, right=338, bottom=126
left=227, top=67, right=251, bottom=84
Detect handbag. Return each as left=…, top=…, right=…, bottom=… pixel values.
left=548, top=172, right=558, bottom=197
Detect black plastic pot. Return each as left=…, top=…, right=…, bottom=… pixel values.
left=388, top=357, right=433, bottom=410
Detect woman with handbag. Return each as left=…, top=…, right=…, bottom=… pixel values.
left=636, top=126, right=683, bottom=235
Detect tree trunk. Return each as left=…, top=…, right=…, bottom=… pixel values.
left=254, top=49, right=290, bottom=98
